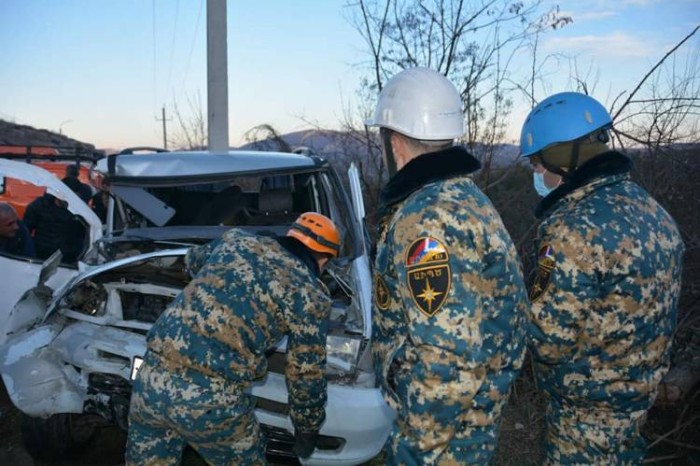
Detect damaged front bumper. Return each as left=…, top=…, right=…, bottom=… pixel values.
left=0, top=321, right=145, bottom=422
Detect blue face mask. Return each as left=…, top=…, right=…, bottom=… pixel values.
left=533, top=172, right=555, bottom=197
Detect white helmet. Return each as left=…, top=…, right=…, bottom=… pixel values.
left=365, top=67, right=465, bottom=140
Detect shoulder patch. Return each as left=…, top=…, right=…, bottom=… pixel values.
left=374, top=274, right=391, bottom=310
left=405, top=237, right=451, bottom=317
left=529, top=244, right=556, bottom=302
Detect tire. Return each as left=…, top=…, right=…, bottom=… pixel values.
left=21, top=413, right=98, bottom=462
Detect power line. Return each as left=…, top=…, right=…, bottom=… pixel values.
left=180, top=0, right=205, bottom=95
left=167, top=0, right=181, bottom=98
left=152, top=0, right=158, bottom=114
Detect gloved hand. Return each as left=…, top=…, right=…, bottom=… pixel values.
left=292, top=430, right=319, bottom=459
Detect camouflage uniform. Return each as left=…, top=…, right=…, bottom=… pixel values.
left=126, top=228, right=331, bottom=466
left=528, top=152, right=685, bottom=465
left=372, top=146, right=528, bottom=465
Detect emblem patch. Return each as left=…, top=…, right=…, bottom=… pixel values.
left=405, top=237, right=451, bottom=317
left=375, top=274, right=391, bottom=310
left=529, top=244, right=556, bottom=302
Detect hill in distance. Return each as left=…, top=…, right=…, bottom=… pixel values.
left=0, top=119, right=97, bottom=150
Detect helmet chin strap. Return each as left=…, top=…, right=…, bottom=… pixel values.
left=539, top=139, right=581, bottom=181
left=569, top=139, right=581, bottom=175
left=381, top=128, right=399, bottom=178
left=537, top=129, right=611, bottom=181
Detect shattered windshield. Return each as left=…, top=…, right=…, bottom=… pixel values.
left=107, top=169, right=359, bottom=260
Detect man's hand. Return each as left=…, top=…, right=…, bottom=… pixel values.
left=292, top=430, right=319, bottom=459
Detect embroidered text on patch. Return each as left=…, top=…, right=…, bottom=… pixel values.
left=405, top=237, right=451, bottom=317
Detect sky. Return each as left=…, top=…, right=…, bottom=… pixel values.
left=0, top=0, right=698, bottom=151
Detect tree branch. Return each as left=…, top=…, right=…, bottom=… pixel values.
left=612, top=25, right=699, bottom=120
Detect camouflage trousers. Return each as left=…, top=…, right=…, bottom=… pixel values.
left=544, top=402, right=647, bottom=465
left=126, top=357, right=266, bottom=466
left=383, top=418, right=497, bottom=465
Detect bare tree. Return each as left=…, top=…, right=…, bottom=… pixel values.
left=345, top=0, right=571, bottom=186
left=582, top=26, right=700, bottom=205
left=611, top=32, right=700, bottom=152
left=242, top=124, right=293, bottom=152
left=168, top=92, right=207, bottom=150
left=339, top=0, right=572, bottom=242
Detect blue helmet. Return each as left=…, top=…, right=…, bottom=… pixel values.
left=520, top=92, right=612, bottom=158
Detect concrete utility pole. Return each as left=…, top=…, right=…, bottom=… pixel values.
left=155, top=106, right=171, bottom=149
left=207, top=0, right=229, bottom=151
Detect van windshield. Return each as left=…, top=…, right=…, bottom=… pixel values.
left=108, top=169, right=359, bottom=260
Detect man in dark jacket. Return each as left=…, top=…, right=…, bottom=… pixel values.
left=64, top=164, right=93, bottom=203
left=520, top=92, right=684, bottom=465
left=126, top=212, right=341, bottom=465
left=0, top=202, right=35, bottom=258
left=23, top=177, right=87, bottom=262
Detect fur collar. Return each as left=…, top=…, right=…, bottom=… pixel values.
left=380, top=146, right=481, bottom=207
left=536, top=151, right=633, bottom=218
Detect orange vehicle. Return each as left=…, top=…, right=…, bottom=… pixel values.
left=0, top=145, right=104, bottom=218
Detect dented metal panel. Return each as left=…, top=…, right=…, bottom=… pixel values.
left=51, top=322, right=147, bottom=380
left=1, top=357, right=85, bottom=417
left=0, top=324, right=85, bottom=417
left=95, top=151, right=319, bottom=185
left=0, top=160, right=103, bottom=345
left=0, top=159, right=102, bottom=241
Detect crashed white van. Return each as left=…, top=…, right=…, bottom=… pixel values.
left=0, top=159, right=104, bottom=340
left=0, top=150, right=393, bottom=465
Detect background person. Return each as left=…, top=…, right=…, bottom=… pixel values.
left=23, top=177, right=88, bottom=262
left=365, top=67, right=528, bottom=465
left=64, top=164, right=93, bottom=203
left=520, top=92, right=685, bottom=465
left=90, top=177, right=111, bottom=223
left=0, top=201, right=35, bottom=257
left=126, top=213, right=341, bottom=465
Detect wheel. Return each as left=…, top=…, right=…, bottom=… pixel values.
left=21, top=413, right=98, bottom=462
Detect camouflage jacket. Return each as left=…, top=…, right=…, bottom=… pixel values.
left=146, top=229, right=332, bottom=432
left=529, top=151, right=685, bottom=413
left=372, top=146, right=528, bottom=459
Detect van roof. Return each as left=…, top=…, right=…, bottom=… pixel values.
left=95, top=150, right=326, bottom=187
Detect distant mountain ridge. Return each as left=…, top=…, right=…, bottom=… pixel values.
left=241, top=128, right=522, bottom=167
left=0, top=119, right=523, bottom=165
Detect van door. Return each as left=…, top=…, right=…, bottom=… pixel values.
left=348, top=163, right=373, bottom=338
left=0, top=160, right=102, bottom=346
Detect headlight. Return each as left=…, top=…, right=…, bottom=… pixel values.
left=61, top=280, right=108, bottom=317
left=326, top=334, right=362, bottom=378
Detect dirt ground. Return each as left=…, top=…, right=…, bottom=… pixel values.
left=1, top=372, right=697, bottom=466
left=0, top=376, right=544, bottom=466
left=0, top=382, right=125, bottom=466
left=0, top=378, right=542, bottom=466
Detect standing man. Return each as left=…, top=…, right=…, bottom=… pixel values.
left=365, top=67, right=528, bottom=465
left=0, top=202, right=35, bottom=257
left=520, top=92, right=684, bottom=464
left=126, top=212, right=340, bottom=465
left=64, top=164, right=93, bottom=203
left=23, top=178, right=87, bottom=262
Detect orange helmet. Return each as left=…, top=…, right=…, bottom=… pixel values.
left=287, top=212, right=341, bottom=258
